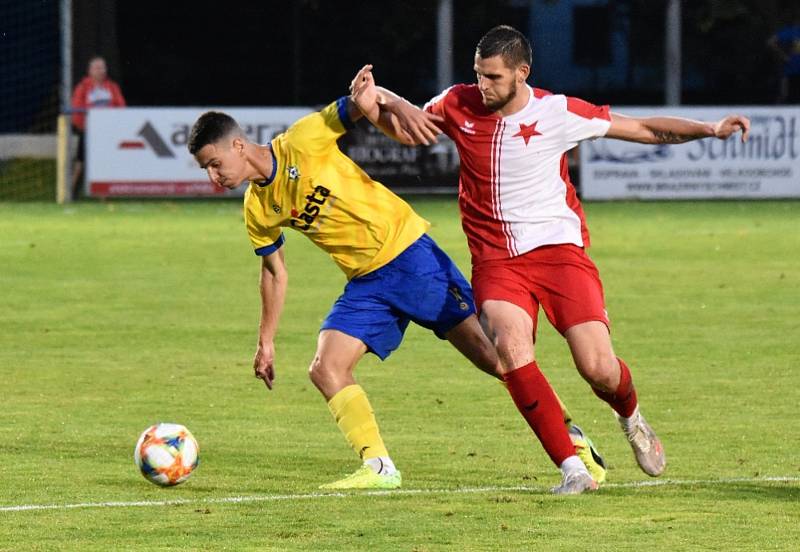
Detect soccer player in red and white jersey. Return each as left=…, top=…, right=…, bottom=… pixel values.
left=350, top=25, right=750, bottom=494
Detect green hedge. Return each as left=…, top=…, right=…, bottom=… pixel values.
left=0, top=158, right=56, bottom=201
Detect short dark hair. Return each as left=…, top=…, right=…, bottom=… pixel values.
left=475, top=25, right=532, bottom=68
left=188, top=111, right=242, bottom=155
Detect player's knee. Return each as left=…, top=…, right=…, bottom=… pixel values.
left=307, top=355, right=329, bottom=386
left=308, top=353, right=351, bottom=389
left=578, top=353, right=618, bottom=391
left=493, top=334, right=534, bottom=371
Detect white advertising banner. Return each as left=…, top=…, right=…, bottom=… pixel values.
left=86, top=107, right=312, bottom=197
left=580, top=106, right=800, bottom=199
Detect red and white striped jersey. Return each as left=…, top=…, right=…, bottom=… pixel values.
left=424, top=84, right=611, bottom=263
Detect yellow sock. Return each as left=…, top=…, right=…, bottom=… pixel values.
left=554, top=391, right=573, bottom=427
left=327, top=384, right=389, bottom=460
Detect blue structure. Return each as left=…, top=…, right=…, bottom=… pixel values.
left=526, top=0, right=676, bottom=102
left=528, top=0, right=633, bottom=94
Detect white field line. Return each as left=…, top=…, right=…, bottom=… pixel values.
left=1, top=475, right=798, bottom=513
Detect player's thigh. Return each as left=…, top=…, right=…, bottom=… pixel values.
left=472, top=261, right=538, bottom=370
left=479, top=299, right=536, bottom=370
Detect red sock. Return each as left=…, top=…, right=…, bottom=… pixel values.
left=503, top=361, right=575, bottom=467
left=592, top=357, right=638, bottom=418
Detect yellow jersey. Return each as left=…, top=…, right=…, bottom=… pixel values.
left=244, top=97, right=430, bottom=280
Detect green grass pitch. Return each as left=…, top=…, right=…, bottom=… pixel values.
left=1, top=198, right=798, bottom=551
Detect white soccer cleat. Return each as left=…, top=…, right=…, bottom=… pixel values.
left=550, top=470, right=598, bottom=495
left=616, top=408, right=666, bottom=477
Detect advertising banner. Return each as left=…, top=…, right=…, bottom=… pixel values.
left=580, top=106, right=800, bottom=199
left=86, top=107, right=460, bottom=198
left=338, top=120, right=459, bottom=193
left=86, top=107, right=312, bottom=197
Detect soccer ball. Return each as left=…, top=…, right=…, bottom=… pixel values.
left=133, top=423, right=199, bottom=486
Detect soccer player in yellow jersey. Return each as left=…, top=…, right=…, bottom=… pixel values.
left=187, top=86, right=606, bottom=491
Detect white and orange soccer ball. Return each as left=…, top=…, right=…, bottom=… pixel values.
left=133, top=423, right=199, bottom=486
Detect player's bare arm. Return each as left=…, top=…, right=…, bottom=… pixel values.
left=607, top=112, right=750, bottom=145
left=349, top=64, right=418, bottom=145
left=254, top=248, right=288, bottom=390
left=349, top=64, right=443, bottom=145
left=348, top=65, right=421, bottom=145
left=375, top=86, right=444, bottom=146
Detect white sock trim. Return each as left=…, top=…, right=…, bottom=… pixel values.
left=364, top=456, right=397, bottom=475
left=619, top=405, right=642, bottom=428
left=560, top=455, right=588, bottom=475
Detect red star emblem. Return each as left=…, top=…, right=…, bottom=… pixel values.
left=513, top=121, right=542, bottom=145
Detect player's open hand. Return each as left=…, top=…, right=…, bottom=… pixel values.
left=253, top=341, right=276, bottom=390
left=350, top=64, right=377, bottom=113
left=714, top=115, right=750, bottom=142
left=384, top=97, right=445, bottom=146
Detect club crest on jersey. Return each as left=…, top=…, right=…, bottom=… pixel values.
left=272, top=204, right=281, bottom=214
left=459, top=119, right=477, bottom=135
left=513, top=121, right=542, bottom=145
left=287, top=165, right=300, bottom=180
left=290, top=185, right=330, bottom=230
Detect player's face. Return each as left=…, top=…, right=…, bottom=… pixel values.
left=474, top=54, right=527, bottom=112
left=195, top=139, right=247, bottom=189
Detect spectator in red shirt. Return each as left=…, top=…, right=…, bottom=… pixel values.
left=70, top=56, right=126, bottom=198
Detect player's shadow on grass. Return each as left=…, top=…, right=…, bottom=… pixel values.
left=600, top=480, right=800, bottom=502
left=100, top=477, right=218, bottom=495
left=702, top=481, right=800, bottom=503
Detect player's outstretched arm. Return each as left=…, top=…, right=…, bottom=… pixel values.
left=349, top=64, right=443, bottom=146
left=254, top=249, right=288, bottom=391
left=607, top=112, right=750, bottom=145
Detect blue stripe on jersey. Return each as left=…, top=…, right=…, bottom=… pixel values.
left=255, top=145, right=278, bottom=188
left=254, top=233, right=285, bottom=256
left=336, top=96, right=355, bottom=130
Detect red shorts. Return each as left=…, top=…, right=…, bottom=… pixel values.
left=471, top=244, right=609, bottom=337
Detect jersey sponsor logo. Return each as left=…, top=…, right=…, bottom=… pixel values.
left=459, top=119, right=477, bottom=135
left=513, top=121, right=542, bottom=146
left=290, top=185, right=330, bottom=230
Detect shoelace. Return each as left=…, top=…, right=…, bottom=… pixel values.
left=624, top=419, right=652, bottom=452
left=556, top=471, right=594, bottom=492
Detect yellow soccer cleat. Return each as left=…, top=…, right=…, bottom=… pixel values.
left=569, top=424, right=607, bottom=484
left=319, top=464, right=402, bottom=490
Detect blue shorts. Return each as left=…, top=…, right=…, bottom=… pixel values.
left=321, top=234, right=476, bottom=360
